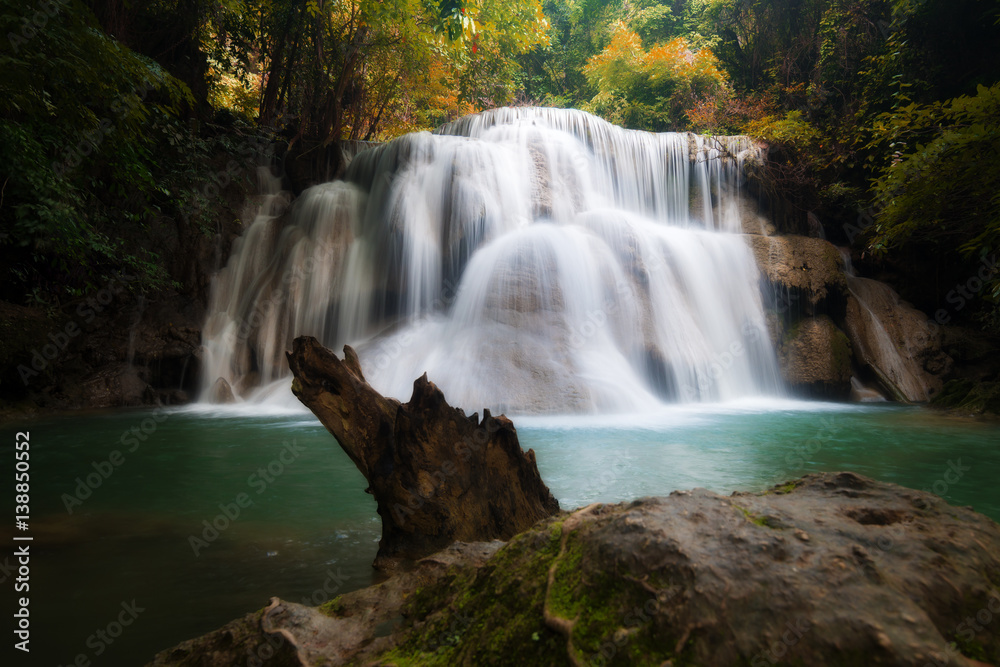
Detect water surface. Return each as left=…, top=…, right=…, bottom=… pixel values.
left=6, top=402, right=999, bottom=665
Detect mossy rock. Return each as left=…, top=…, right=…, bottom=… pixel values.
left=932, top=379, right=1000, bottom=416
left=778, top=315, right=853, bottom=399
left=150, top=473, right=1000, bottom=667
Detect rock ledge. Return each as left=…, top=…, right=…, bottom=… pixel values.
left=149, top=471, right=1000, bottom=667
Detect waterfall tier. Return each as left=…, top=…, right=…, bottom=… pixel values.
left=200, top=107, right=782, bottom=413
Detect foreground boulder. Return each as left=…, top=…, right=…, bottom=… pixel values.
left=150, top=472, right=1000, bottom=666
left=286, top=336, right=559, bottom=569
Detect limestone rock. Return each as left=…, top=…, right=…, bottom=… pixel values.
left=80, top=363, right=154, bottom=407
left=931, top=379, right=1000, bottom=416
left=150, top=472, right=1000, bottom=666
left=843, top=275, right=952, bottom=402
left=778, top=315, right=853, bottom=398
left=209, top=377, right=236, bottom=404
left=146, top=541, right=502, bottom=667
left=745, top=234, right=848, bottom=315
left=286, top=336, right=560, bottom=570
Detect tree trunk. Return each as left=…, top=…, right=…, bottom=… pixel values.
left=286, top=336, right=560, bottom=570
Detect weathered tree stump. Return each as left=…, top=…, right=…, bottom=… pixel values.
left=286, top=336, right=560, bottom=569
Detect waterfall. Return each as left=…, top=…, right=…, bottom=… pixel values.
left=199, top=107, right=782, bottom=413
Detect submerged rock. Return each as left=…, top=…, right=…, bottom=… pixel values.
left=208, top=377, right=236, bottom=404
left=150, top=472, right=1000, bottom=666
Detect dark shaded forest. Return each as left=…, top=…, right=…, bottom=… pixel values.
left=2, top=0, right=999, bottom=329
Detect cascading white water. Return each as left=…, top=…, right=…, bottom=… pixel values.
left=839, top=251, right=935, bottom=402
left=199, top=107, right=782, bottom=413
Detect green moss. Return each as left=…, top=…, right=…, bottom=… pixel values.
left=378, top=511, right=691, bottom=666
left=932, top=379, right=976, bottom=407
left=783, top=317, right=804, bottom=345
left=318, top=594, right=345, bottom=617
left=767, top=481, right=802, bottom=495
left=381, top=517, right=567, bottom=665
left=932, top=379, right=1000, bottom=416
left=953, top=637, right=989, bottom=662
left=547, top=530, right=584, bottom=618
left=830, top=325, right=853, bottom=377
left=732, top=503, right=783, bottom=528
left=544, top=521, right=685, bottom=665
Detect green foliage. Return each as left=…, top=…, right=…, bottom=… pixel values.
left=3, top=0, right=999, bottom=336
left=236, top=0, right=548, bottom=141
left=0, top=0, right=196, bottom=302
left=583, top=21, right=728, bottom=130
left=697, top=0, right=1000, bottom=324
left=867, top=84, right=1000, bottom=304
left=518, top=1, right=713, bottom=109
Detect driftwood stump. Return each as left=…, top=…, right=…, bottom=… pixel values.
left=286, top=336, right=560, bottom=569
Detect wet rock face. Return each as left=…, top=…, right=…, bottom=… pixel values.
left=844, top=275, right=953, bottom=402
left=741, top=234, right=858, bottom=397
left=778, top=314, right=853, bottom=398
left=286, top=336, right=560, bottom=570
left=0, top=294, right=204, bottom=414
left=208, top=377, right=236, bottom=404
left=745, top=234, right=848, bottom=316
left=150, top=472, right=1000, bottom=667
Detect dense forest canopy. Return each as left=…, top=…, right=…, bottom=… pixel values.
left=1, top=0, right=999, bottom=329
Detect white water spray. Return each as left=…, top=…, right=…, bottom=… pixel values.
left=200, top=108, right=782, bottom=413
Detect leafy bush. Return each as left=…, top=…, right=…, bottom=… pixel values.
left=0, top=0, right=193, bottom=303
left=867, top=84, right=1000, bottom=304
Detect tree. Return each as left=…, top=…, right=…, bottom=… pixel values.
left=240, top=0, right=549, bottom=146
left=867, top=84, right=1000, bottom=305
left=0, top=0, right=194, bottom=302
left=583, top=21, right=727, bottom=130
